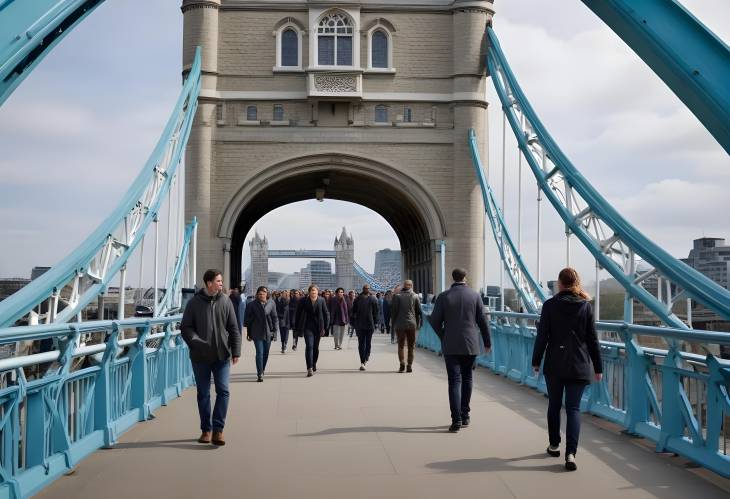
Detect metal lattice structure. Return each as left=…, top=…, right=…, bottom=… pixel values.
left=468, top=129, right=547, bottom=313
left=0, top=49, right=201, bottom=328
left=486, top=26, right=730, bottom=329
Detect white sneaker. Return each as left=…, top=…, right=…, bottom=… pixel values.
left=359, top=364, right=366, bottom=371
left=565, top=453, right=577, bottom=471
left=546, top=445, right=560, bottom=457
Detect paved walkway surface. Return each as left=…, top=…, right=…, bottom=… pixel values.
left=39, top=334, right=729, bottom=499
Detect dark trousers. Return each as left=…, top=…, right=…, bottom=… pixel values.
left=303, top=331, right=321, bottom=370
left=397, top=326, right=417, bottom=366
left=444, top=355, right=476, bottom=423
left=279, top=325, right=289, bottom=351
left=191, top=360, right=230, bottom=432
left=253, top=339, right=270, bottom=376
left=545, top=376, right=586, bottom=456
left=357, top=329, right=374, bottom=364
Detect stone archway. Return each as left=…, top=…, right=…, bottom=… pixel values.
left=217, top=153, right=448, bottom=294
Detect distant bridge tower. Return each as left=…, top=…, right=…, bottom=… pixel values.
left=334, top=227, right=355, bottom=291
left=250, top=232, right=269, bottom=293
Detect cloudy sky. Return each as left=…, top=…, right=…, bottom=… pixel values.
left=0, top=1, right=727, bottom=287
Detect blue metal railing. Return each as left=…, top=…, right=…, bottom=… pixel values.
left=0, top=316, right=193, bottom=498
left=417, top=310, right=730, bottom=477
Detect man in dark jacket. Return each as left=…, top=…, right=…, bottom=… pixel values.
left=289, top=289, right=301, bottom=350
left=244, top=286, right=279, bottom=381
left=429, top=268, right=491, bottom=433
left=390, top=280, right=423, bottom=373
left=294, top=285, right=330, bottom=377
left=351, top=284, right=379, bottom=371
left=275, top=290, right=290, bottom=354
left=181, top=269, right=241, bottom=446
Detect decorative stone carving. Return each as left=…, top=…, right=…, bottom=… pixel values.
left=313, top=73, right=357, bottom=93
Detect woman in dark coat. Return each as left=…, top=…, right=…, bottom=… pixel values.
left=531, top=268, right=602, bottom=471
left=244, top=286, right=279, bottom=382
left=294, top=285, right=330, bottom=377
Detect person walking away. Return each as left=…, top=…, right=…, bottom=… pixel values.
left=294, top=285, right=330, bottom=377
left=383, top=290, right=394, bottom=343
left=346, top=290, right=356, bottom=337
left=429, top=268, right=491, bottom=433
left=390, top=280, right=423, bottom=373
left=289, top=289, right=301, bottom=351
left=244, top=286, right=279, bottom=382
left=531, top=267, right=602, bottom=471
left=378, top=293, right=388, bottom=333
left=229, top=288, right=245, bottom=334
left=330, top=287, right=350, bottom=350
left=321, top=289, right=332, bottom=337
left=351, top=285, right=379, bottom=371
left=181, top=269, right=241, bottom=446
left=276, top=290, right=291, bottom=353
left=268, top=291, right=278, bottom=342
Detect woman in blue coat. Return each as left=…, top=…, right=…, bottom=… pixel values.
left=531, top=268, right=603, bottom=471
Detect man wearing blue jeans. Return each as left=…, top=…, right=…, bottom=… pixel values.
left=429, top=268, right=491, bottom=433
left=181, top=270, right=241, bottom=446
left=244, top=286, right=279, bottom=381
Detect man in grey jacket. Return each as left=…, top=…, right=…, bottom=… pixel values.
left=429, top=268, right=491, bottom=433
left=390, top=280, right=423, bottom=373
left=181, top=269, right=241, bottom=446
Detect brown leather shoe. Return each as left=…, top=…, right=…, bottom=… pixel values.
left=212, top=431, right=226, bottom=446
left=198, top=431, right=212, bottom=444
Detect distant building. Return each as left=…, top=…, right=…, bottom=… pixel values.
left=681, top=237, right=730, bottom=338
left=305, top=260, right=335, bottom=290
left=31, top=266, right=51, bottom=281
left=0, top=278, right=30, bottom=302
left=683, top=237, right=730, bottom=289
left=374, top=249, right=402, bottom=284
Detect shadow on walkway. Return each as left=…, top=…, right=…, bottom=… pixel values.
left=230, top=369, right=398, bottom=381
left=110, top=439, right=219, bottom=451
left=292, top=425, right=450, bottom=437
left=427, top=453, right=565, bottom=474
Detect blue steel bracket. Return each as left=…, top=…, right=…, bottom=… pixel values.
left=486, top=27, right=730, bottom=327
left=93, top=323, right=121, bottom=447
left=581, top=0, right=730, bottom=156
left=129, top=323, right=151, bottom=421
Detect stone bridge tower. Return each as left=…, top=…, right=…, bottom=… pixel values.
left=249, top=232, right=268, bottom=293
left=334, top=227, right=355, bottom=291
left=183, top=0, right=494, bottom=294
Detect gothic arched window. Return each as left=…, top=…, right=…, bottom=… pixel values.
left=317, top=12, right=354, bottom=66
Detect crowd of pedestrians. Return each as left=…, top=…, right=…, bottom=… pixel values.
left=181, top=266, right=602, bottom=471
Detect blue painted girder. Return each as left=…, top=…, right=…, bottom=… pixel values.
left=582, top=0, right=730, bottom=156
left=0, top=0, right=106, bottom=106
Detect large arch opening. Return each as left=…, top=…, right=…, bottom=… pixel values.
left=218, top=154, right=447, bottom=295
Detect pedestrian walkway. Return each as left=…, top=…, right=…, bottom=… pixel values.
left=38, top=334, right=730, bottom=499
